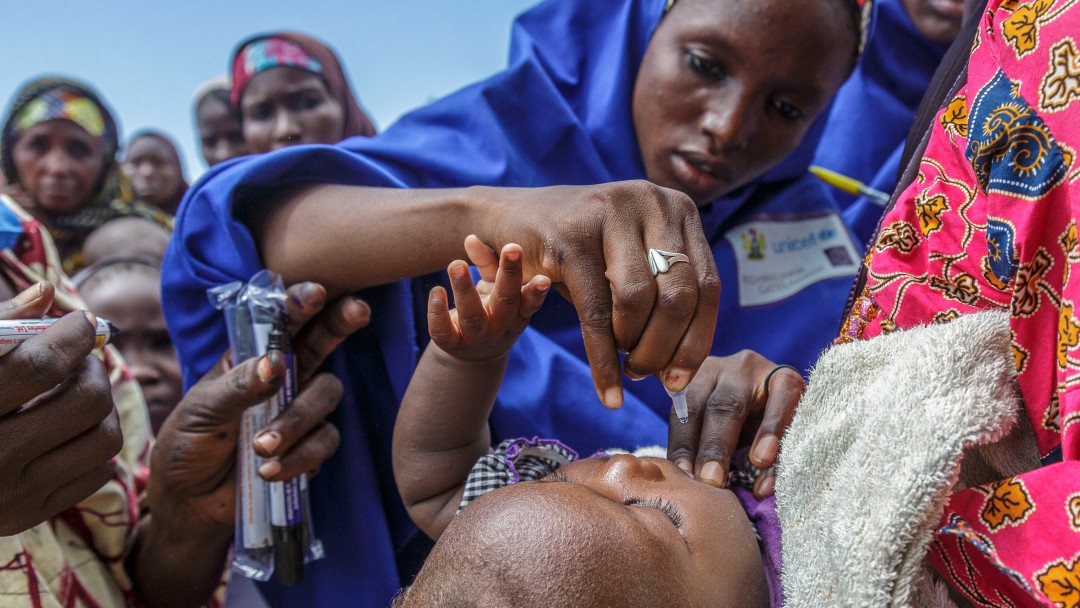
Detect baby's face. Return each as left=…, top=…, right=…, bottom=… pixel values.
left=417, top=454, right=768, bottom=607
left=530, top=454, right=767, bottom=606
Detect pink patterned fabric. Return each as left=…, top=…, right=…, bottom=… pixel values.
left=839, top=1, right=1080, bottom=604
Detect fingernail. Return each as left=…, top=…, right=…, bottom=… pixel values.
left=83, top=310, right=97, bottom=327
left=257, top=356, right=275, bottom=383
left=300, top=282, right=324, bottom=307
left=349, top=297, right=371, bottom=323
left=675, top=459, right=692, bottom=473
left=700, top=462, right=726, bottom=488
left=602, top=387, right=623, bottom=410
left=624, top=367, right=645, bottom=381
left=504, top=249, right=520, bottom=262
left=750, top=435, right=779, bottom=467
left=259, top=460, right=282, bottom=479
left=255, top=431, right=281, bottom=455
left=756, top=473, right=776, bottom=497
left=12, top=282, right=44, bottom=307
left=664, top=367, right=692, bottom=391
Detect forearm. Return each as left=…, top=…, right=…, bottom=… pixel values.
left=241, top=184, right=504, bottom=295
left=127, top=512, right=231, bottom=608
left=393, top=344, right=505, bottom=538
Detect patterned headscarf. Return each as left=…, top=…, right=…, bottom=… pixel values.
left=229, top=32, right=377, bottom=140
left=1, top=77, right=119, bottom=189
left=0, top=77, right=171, bottom=274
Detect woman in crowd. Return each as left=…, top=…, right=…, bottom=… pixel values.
left=230, top=31, right=376, bottom=152
left=812, top=0, right=961, bottom=244
left=0, top=77, right=171, bottom=273
left=122, top=130, right=188, bottom=216
left=193, top=77, right=248, bottom=167
left=164, top=0, right=865, bottom=604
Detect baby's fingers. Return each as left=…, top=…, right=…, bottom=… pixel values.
left=464, top=234, right=498, bottom=283
left=427, top=286, right=462, bottom=351
left=487, top=244, right=524, bottom=325
left=447, top=260, right=487, bottom=341
left=519, top=275, right=551, bottom=320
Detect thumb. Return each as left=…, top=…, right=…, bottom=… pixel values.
left=0, top=282, right=54, bottom=320
left=187, top=351, right=286, bottom=422
left=464, top=234, right=498, bottom=283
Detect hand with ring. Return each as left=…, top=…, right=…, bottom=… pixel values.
left=466, top=180, right=720, bottom=408
left=665, top=351, right=805, bottom=498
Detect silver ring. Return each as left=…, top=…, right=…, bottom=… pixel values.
left=647, top=249, right=691, bottom=276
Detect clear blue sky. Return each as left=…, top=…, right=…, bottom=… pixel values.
left=0, top=1, right=538, bottom=180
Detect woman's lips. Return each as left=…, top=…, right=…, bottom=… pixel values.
left=927, top=0, right=965, bottom=19
left=671, top=151, right=733, bottom=197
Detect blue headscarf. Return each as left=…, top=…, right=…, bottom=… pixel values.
left=163, top=0, right=862, bottom=604
left=813, top=0, right=949, bottom=245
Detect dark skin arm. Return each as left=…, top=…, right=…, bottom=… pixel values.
left=393, top=240, right=550, bottom=540
left=242, top=180, right=720, bottom=409
left=127, top=284, right=371, bottom=607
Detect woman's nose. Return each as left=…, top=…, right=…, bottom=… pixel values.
left=273, top=110, right=302, bottom=144
left=602, top=454, right=666, bottom=484
left=701, top=91, right=756, bottom=153
left=123, top=348, right=161, bottom=385
left=41, top=148, right=74, bottom=174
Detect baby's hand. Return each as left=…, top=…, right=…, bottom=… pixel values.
left=428, top=239, right=551, bottom=362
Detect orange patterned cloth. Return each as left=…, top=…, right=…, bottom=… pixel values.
left=839, top=1, right=1080, bottom=604
left=0, top=194, right=152, bottom=607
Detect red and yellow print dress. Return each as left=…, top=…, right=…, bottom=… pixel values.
left=0, top=195, right=152, bottom=607
left=840, top=0, right=1080, bottom=604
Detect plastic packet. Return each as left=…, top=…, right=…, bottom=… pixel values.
left=207, top=271, right=323, bottom=585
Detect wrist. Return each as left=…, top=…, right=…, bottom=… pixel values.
left=430, top=341, right=510, bottom=368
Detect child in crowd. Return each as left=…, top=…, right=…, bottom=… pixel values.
left=75, top=256, right=181, bottom=434
left=192, top=77, right=249, bottom=168
left=391, top=238, right=775, bottom=607
left=81, top=217, right=170, bottom=266
left=122, top=131, right=188, bottom=216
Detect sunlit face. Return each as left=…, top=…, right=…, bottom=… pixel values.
left=12, top=120, right=105, bottom=214
left=123, top=136, right=183, bottom=210
left=902, top=0, right=964, bottom=43
left=442, top=454, right=767, bottom=607
left=632, top=0, right=855, bottom=206
left=80, top=265, right=181, bottom=434
left=240, top=67, right=345, bottom=153
left=196, top=96, right=248, bottom=166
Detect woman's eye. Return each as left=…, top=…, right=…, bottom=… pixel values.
left=26, top=136, right=49, bottom=153
left=686, top=51, right=725, bottom=82
left=66, top=140, right=92, bottom=159
left=772, top=97, right=805, bottom=122
left=152, top=331, right=174, bottom=352
left=244, top=104, right=272, bottom=122
left=295, top=94, right=323, bottom=111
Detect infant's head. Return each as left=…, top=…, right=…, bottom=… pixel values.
left=395, top=454, right=767, bottom=608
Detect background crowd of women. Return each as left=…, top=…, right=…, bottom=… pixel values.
left=2, top=0, right=1060, bottom=606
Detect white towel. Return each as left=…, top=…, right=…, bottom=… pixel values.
left=776, top=311, right=1021, bottom=608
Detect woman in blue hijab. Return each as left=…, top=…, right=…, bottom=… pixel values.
left=163, top=0, right=864, bottom=604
